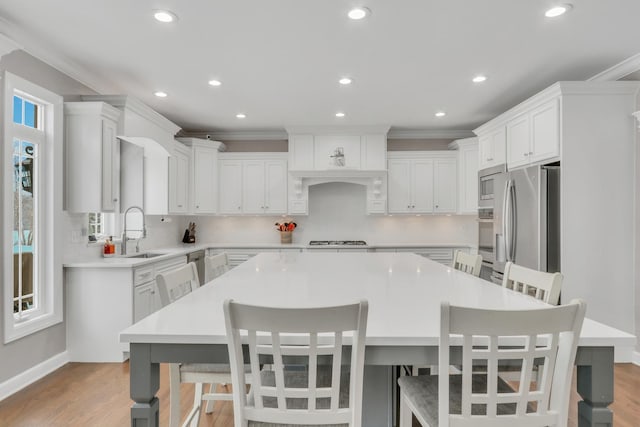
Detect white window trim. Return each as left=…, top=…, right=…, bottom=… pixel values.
left=3, top=71, right=63, bottom=343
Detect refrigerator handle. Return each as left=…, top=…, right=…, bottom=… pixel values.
left=509, top=181, right=517, bottom=262
left=502, top=179, right=511, bottom=262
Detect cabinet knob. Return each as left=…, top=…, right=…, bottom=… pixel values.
left=113, top=198, right=118, bottom=202
left=177, top=204, right=183, bottom=208
left=196, top=205, right=200, bottom=209
left=487, top=157, right=493, bottom=161
left=407, top=205, right=410, bottom=209
left=529, top=151, right=533, bottom=155
left=412, top=205, right=415, bottom=208
left=523, top=153, right=529, bottom=157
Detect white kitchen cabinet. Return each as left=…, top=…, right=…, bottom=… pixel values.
left=218, top=153, right=288, bottom=215
left=478, top=127, right=506, bottom=170
left=506, top=99, right=560, bottom=170
left=64, top=102, right=121, bottom=212
left=207, top=248, right=299, bottom=268
left=178, top=138, right=225, bottom=214
left=65, top=254, right=186, bottom=362
left=168, top=142, right=190, bottom=214
left=378, top=246, right=470, bottom=266
left=449, top=138, right=479, bottom=214
left=387, top=152, right=456, bottom=214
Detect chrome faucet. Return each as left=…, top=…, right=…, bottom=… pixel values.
left=122, top=205, right=146, bottom=255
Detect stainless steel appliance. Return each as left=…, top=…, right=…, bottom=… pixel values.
left=477, top=208, right=495, bottom=281
left=186, top=249, right=205, bottom=285
left=492, top=164, right=560, bottom=284
left=478, top=164, right=506, bottom=209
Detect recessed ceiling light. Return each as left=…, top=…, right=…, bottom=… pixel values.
left=339, top=77, right=353, bottom=85
left=236, top=113, right=246, bottom=119
left=435, top=111, right=446, bottom=118
left=348, top=7, right=370, bottom=20
left=153, top=10, right=178, bottom=23
left=545, top=4, right=572, bottom=18
left=208, top=80, right=222, bottom=87
left=154, top=91, right=168, bottom=98
left=472, top=75, right=487, bottom=83
left=335, top=112, right=346, bottom=118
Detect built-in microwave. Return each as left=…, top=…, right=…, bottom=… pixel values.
left=478, top=164, right=506, bottom=208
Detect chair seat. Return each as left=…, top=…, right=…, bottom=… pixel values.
left=398, top=374, right=527, bottom=426
left=248, top=367, right=350, bottom=427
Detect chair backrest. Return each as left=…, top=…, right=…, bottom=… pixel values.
left=156, top=262, right=200, bottom=307
left=438, top=299, right=586, bottom=427
left=224, top=299, right=369, bottom=427
left=452, top=250, right=482, bottom=277
left=502, top=262, right=562, bottom=305
left=205, top=252, right=230, bottom=283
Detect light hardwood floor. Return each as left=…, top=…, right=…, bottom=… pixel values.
left=0, top=362, right=638, bottom=426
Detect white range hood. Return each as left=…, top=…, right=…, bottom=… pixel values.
left=286, top=126, right=389, bottom=215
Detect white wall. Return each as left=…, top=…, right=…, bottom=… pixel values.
left=194, top=182, right=477, bottom=246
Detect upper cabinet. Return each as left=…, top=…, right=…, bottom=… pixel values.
left=81, top=95, right=181, bottom=215
left=506, top=99, right=559, bottom=169
left=475, top=88, right=562, bottom=172
left=387, top=152, right=457, bottom=214
left=449, top=138, right=479, bottom=215
left=64, top=102, right=121, bottom=213
left=177, top=138, right=226, bottom=215
left=168, top=141, right=190, bottom=214
left=477, top=127, right=506, bottom=170
left=219, top=153, right=288, bottom=215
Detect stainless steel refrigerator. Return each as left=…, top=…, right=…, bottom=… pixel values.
left=491, top=164, right=560, bottom=283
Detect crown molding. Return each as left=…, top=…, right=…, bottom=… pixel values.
left=0, top=17, right=115, bottom=93
left=588, top=53, right=640, bottom=82
left=286, top=125, right=390, bottom=136
left=0, top=33, right=21, bottom=58
left=181, top=129, right=288, bottom=141
left=387, top=128, right=474, bottom=139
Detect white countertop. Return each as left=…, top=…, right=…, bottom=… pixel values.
left=63, top=242, right=475, bottom=268
left=120, top=252, right=635, bottom=349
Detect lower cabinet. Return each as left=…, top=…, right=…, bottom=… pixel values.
left=65, top=255, right=186, bottom=362
left=374, top=247, right=470, bottom=266
left=207, top=248, right=302, bottom=268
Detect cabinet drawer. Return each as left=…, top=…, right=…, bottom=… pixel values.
left=155, top=256, right=187, bottom=275
left=133, top=266, right=154, bottom=285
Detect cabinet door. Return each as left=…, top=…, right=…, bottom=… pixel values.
left=101, top=118, right=119, bottom=211
left=169, top=149, right=189, bottom=213
left=478, top=135, right=494, bottom=169
left=192, top=146, right=217, bottom=213
left=387, top=159, right=412, bottom=213
left=530, top=99, right=560, bottom=164
left=264, top=160, right=287, bottom=214
left=434, top=158, right=457, bottom=213
left=133, top=282, right=156, bottom=323
left=242, top=160, right=266, bottom=214
left=218, top=160, right=243, bottom=214
left=412, top=159, right=434, bottom=213
left=506, top=114, right=530, bottom=169
left=458, top=144, right=478, bottom=214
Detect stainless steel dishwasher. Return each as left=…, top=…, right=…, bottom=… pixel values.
left=186, top=249, right=205, bottom=285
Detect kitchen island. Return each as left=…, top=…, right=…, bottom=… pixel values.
left=121, top=252, right=632, bottom=427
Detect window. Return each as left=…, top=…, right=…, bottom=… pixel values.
left=88, top=212, right=104, bottom=239
left=4, top=72, right=63, bottom=343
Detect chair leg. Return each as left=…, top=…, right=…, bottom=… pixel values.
left=399, top=393, right=413, bottom=427
left=204, top=383, right=216, bottom=413
left=169, top=364, right=181, bottom=427
left=188, top=382, right=204, bottom=427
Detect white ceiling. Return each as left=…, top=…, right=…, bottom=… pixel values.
left=1, top=1, right=639, bottom=137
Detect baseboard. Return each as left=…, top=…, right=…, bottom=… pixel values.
left=0, top=351, right=69, bottom=401
left=633, top=351, right=640, bottom=367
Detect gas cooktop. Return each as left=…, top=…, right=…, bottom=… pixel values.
left=309, top=240, right=367, bottom=246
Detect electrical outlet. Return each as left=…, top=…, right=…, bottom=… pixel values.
left=71, top=230, right=82, bottom=243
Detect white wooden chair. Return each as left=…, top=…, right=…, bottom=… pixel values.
left=398, top=299, right=586, bottom=427
left=224, top=299, right=369, bottom=427
left=156, top=262, right=243, bottom=427
left=452, top=250, right=482, bottom=277
left=205, top=252, right=230, bottom=283
left=502, top=262, right=563, bottom=305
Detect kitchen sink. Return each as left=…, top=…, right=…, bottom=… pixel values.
left=123, top=252, right=166, bottom=259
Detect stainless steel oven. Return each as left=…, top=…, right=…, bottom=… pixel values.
left=478, top=164, right=506, bottom=208
left=478, top=208, right=494, bottom=281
